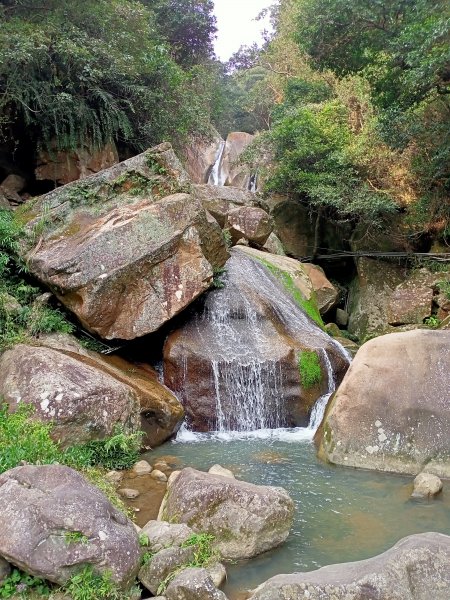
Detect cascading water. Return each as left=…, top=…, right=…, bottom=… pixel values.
left=207, top=140, right=226, bottom=186
left=171, top=248, right=351, bottom=441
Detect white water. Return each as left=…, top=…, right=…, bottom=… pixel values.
left=174, top=249, right=350, bottom=442
left=207, top=140, right=226, bottom=186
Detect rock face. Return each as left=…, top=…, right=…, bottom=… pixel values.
left=250, top=533, right=450, bottom=600
left=227, top=206, right=273, bottom=245
left=0, top=558, right=10, bottom=584
left=387, top=269, right=441, bottom=326
left=35, top=141, right=119, bottom=185
left=160, top=468, right=295, bottom=560
left=0, top=465, right=140, bottom=585
left=318, top=330, right=450, bottom=476
left=164, top=248, right=349, bottom=431
left=182, top=133, right=224, bottom=184
left=0, top=334, right=183, bottom=448
left=220, top=132, right=254, bottom=189
left=22, top=143, right=228, bottom=340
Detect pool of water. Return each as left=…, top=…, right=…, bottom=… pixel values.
left=145, top=432, right=450, bottom=598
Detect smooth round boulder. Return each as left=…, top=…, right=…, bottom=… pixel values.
left=318, top=330, right=450, bottom=476
left=411, top=472, right=443, bottom=499
left=0, top=465, right=140, bottom=586
left=160, top=468, right=294, bottom=560
left=250, top=533, right=450, bottom=600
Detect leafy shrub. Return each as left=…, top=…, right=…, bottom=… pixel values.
left=0, top=568, right=51, bottom=599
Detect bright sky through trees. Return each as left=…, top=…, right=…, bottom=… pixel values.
left=213, top=0, right=273, bottom=61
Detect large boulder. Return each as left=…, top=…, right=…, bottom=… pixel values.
left=0, top=465, right=140, bottom=585
left=21, top=143, right=228, bottom=340
left=318, top=330, right=450, bottom=476
left=302, top=263, right=339, bottom=315
left=160, top=468, right=294, bottom=560
left=227, top=206, right=273, bottom=246
left=250, top=533, right=450, bottom=600
left=348, top=258, right=405, bottom=340
left=192, top=184, right=259, bottom=228
left=0, top=334, right=183, bottom=448
left=35, top=141, right=119, bottom=186
left=164, top=247, right=349, bottom=431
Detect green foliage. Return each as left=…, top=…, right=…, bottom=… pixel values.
left=0, top=403, right=141, bottom=474
left=143, top=0, right=217, bottom=68
left=181, top=532, right=218, bottom=567
left=64, top=531, right=89, bottom=545
left=0, top=0, right=215, bottom=155
left=438, top=280, right=450, bottom=300
left=424, top=315, right=441, bottom=328
left=298, top=350, right=322, bottom=389
left=64, top=566, right=137, bottom=600
left=0, top=568, right=51, bottom=599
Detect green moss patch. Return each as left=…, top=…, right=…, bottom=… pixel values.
left=298, top=350, right=322, bottom=389
left=256, top=257, right=325, bottom=328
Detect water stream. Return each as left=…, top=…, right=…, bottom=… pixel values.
left=208, top=140, right=226, bottom=186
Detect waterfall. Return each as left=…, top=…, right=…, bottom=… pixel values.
left=173, top=249, right=350, bottom=442
left=207, top=140, right=226, bottom=186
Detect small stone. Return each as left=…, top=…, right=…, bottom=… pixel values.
left=132, top=460, right=152, bottom=476
left=150, top=470, right=168, bottom=483
left=411, top=472, right=443, bottom=499
left=206, top=562, right=227, bottom=588
left=104, top=470, right=124, bottom=486
left=208, top=464, right=235, bottom=479
left=335, top=308, right=349, bottom=327
left=119, top=488, right=140, bottom=499
left=153, top=461, right=170, bottom=472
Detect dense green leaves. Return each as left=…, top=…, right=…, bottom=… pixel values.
left=0, top=0, right=215, bottom=154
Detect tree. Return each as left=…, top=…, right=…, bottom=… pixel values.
left=143, top=0, right=217, bottom=67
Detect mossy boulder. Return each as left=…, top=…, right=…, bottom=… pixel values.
left=21, top=144, right=228, bottom=340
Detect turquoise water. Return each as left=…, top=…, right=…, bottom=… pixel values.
left=146, top=434, right=450, bottom=598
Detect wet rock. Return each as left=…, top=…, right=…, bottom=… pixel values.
left=139, top=546, right=195, bottom=595
left=23, top=144, right=228, bottom=340
left=164, top=247, right=349, bottom=431
left=302, top=264, right=339, bottom=315
left=0, top=557, right=11, bottom=584
left=132, top=461, right=152, bottom=476
left=0, top=343, right=140, bottom=447
left=192, top=185, right=259, bottom=228
left=182, top=133, right=224, bottom=184
left=35, top=141, right=119, bottom=186
left=0, top=465, right=140, bottom=585
left=165, top=567, right=228, bottom=600
left=208, top=465, right=235, bottom=479
left=318, top=330, right=450, bottom=476
left=250, top=533, right=450, bottom=600
left=411, top=472, right=443, bottom=499
left=151, top=470, right=168, bottom=483
left=141, top=521, right=193, bottom=553
left=161, top=468, right=294, bottom=560
left=227, top=206, right=273, bottom=246
left=119, top=488, right=140, bottom=499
